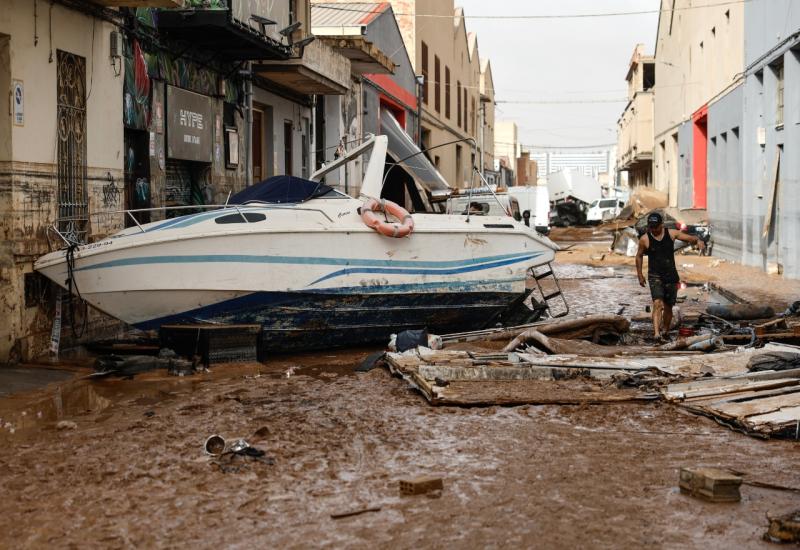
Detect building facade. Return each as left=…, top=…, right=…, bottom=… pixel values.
left=721, top=0, right=800, bottom=277
left=0, top=0, right=351, bottom=363
left=0, top=1, right=125, bottom=361
left=388, top=0, right=493, bottom=188
left=494, top=120, right=519, bottom=174
left=616, top=44, right=655, bottom=188
left=652, top=0, right=744, bottom=209
left=311, top=2, right=418, bottom=200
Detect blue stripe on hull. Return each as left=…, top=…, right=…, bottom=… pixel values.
left=135, top=288, right=522, bottom=352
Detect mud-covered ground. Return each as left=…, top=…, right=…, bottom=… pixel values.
left=1, top=240, right=799, bottom=549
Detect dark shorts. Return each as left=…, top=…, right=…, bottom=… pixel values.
left=649, top=276, right=678, bottom=306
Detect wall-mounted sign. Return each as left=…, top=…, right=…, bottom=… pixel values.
left=12, top=80, right=24, bottom=126
left=166, top=85, right=213, bottom=163
left=225, top=126, right=239, bottom=169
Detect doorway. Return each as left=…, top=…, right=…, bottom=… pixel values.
left=692, top=107, right=708, bottom=209
left=252, top=108, right=264, bottom=182
left=123, top=129, right=151, bottom=226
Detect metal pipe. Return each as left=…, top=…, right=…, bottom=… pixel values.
left=245, top=62, right=254, bottom=188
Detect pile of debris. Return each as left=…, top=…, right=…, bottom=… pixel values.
left=382, top=310, right=800, bottom=439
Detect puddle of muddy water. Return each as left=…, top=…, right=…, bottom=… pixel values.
left=0, top=348, right=378, bottom=440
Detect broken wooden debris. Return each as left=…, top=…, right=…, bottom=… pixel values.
left=330, top=506, right=382, bottom=520
left=384, top=349, right=659, bottom=406
left=679, top=467, right=742, bottom=502
left=663, top=359, right=800, bottom=437
left=765, top=510, right=800, bottom=543
left=440, top=314, right=629, bottom=345
left=399, top=476, right=444, bottom=496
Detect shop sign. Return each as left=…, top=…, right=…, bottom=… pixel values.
left=166, top=85, right=213, bottom=163
left=12, top=80, right=24, bottom=126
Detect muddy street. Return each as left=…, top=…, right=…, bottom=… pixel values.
left=1, top=252, right=798, bottom=549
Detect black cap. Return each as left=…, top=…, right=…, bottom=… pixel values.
left=647, top=212, right=663, bottom=226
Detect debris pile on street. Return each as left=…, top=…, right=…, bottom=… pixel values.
left=382, top=306, right=800, bottom=438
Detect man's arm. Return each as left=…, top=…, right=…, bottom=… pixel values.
left=636, top=234, right=648, bottom=287
left=670, top=229, right=706, bottom=252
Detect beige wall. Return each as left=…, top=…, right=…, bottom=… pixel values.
left=653, top=0, right=744, bottom=199
left=494, top=120, right=518, bottom=167
left=617, top=44, right=655, bottom=183
left=479, top=59, right=495, bottom=172
left=617, top=92, right=654, bottom=184
left=397, top=0, right=487, bottom=188
left=0, top=1, right=125, bottom=362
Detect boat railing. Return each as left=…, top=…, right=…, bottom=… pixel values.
left=46, top=203, right=335, bottom=248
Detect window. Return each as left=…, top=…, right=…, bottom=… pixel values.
left=434, top=55, right=441, bottom=113
left=421, top=42, right=428, bottom=105
left=56, top=50, right=89, bottom=243
left=457, top=81, right=462, bottom=127
left=775, top=61, right=785, bottom=127
left=445, top=66, right=451, bottom=119
left=284, top=121, right=293, bottom=176
left=215, top=212, right=266, bottom=224
left=456, top=144, right=463, bottom=184
left=470, top=97, right=476, bottom=134
left=463, top=88, right=467, bottom=130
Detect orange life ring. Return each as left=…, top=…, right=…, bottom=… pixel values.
left=361, top=198, right=414, bottom=238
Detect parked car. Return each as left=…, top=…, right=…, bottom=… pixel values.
left=586, top=198, right=625, bottom=225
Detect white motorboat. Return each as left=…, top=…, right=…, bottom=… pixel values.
left=35, top=135, right=559, bottom=350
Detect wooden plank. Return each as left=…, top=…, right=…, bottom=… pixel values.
left=687, top=385, right=800, bottom=408
left=745, top=406, right=800, bottom=429
left=417, top=364, right=598, bottom=382
left=711, top=392, right=800, bottom=419
left=762, top=147, right=781, bottom=239
left=678, top=379, right=800, bottom=401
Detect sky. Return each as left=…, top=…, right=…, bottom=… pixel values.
left=456, top=0, right=660, bottom=152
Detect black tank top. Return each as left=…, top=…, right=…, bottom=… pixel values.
left=646, top=230, right=679, bottom=283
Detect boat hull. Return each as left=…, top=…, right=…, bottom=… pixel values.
left=130, top=287, right=524, bottom=351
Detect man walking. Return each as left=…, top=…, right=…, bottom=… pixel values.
left=636, top=212, right=706, bottom=341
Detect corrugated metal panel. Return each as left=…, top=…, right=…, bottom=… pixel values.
left=311, top=3, right=387, bottom=27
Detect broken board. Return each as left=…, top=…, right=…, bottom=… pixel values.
left=663, top=349, right=800, bottom=438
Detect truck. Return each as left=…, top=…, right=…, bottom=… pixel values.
left=547, top=169, right=603, bottom=226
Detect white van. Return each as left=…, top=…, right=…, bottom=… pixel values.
left=586, top=198, right=626, bottom=225
left=508, top=186, right=551, bottom=235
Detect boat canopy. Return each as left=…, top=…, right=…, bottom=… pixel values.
left=380, top=110, right=451, bottom=198
left=229, top=175, right=334, bottom=204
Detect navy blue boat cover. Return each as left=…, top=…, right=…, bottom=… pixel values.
left=229, top=175, right=334, bottom=204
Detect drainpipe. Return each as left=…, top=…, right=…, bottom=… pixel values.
left=416, top=75, right=424, bottom=148
left=245, top=62, right=254, bottom=187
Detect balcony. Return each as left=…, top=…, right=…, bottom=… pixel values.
left=617, top=91, right=654, bottom=171
left=155, top=0, right=293, bottom=60
left=254, top=39, right=351, bottom=95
